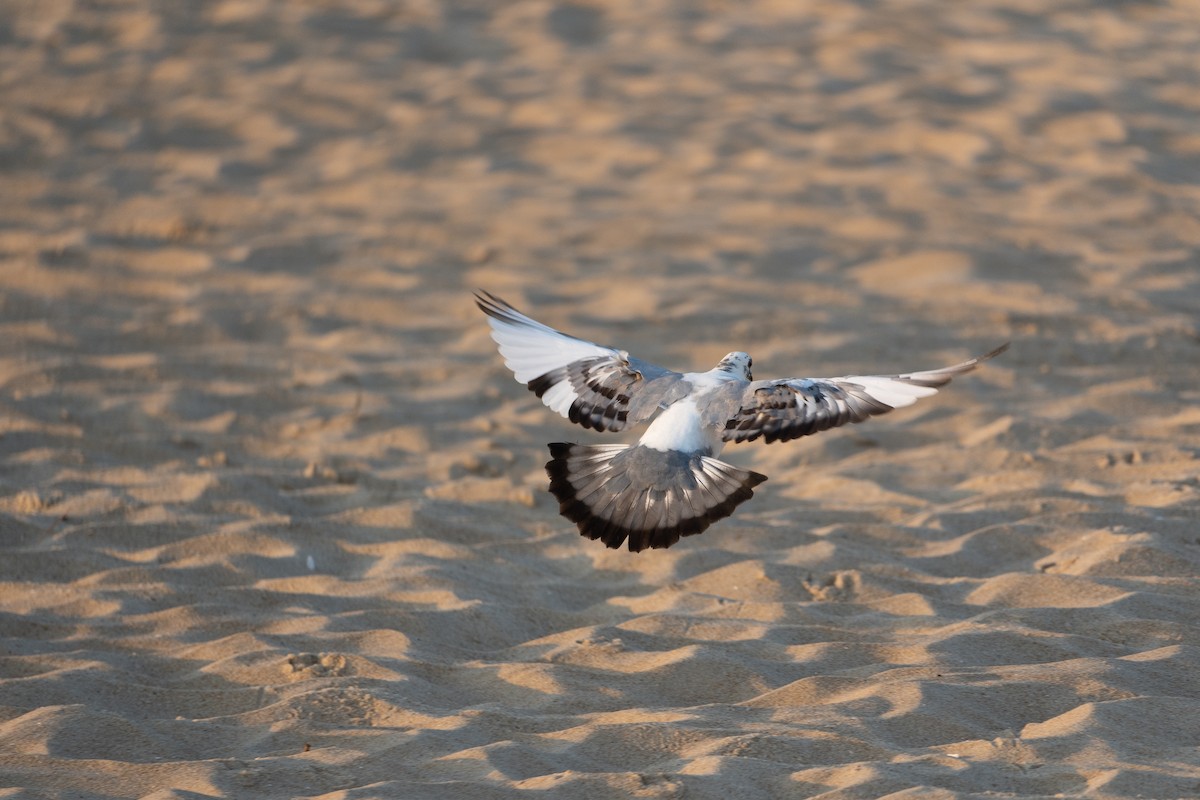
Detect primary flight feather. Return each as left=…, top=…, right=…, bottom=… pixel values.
left=476, top=291, right=1007, bottom=553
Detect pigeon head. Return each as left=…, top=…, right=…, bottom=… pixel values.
left=716, top=351, right=753, bottom=381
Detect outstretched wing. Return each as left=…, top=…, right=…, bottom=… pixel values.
left=475, top=291, right=684, bottom=432
left=708, top=344, right=1008, bottom=444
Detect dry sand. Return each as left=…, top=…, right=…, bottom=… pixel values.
left=1, top=1, right=1199, bottom=798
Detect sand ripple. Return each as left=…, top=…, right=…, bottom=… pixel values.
left=2, top=0, right=1199, bottom=797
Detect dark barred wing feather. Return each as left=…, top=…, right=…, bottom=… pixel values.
left=527, top=356, right=644, bottom=432
left=716, top=344, right=1009, bottom=445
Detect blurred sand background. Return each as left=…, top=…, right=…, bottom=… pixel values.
left=1, top=1, right=1199, bottom=798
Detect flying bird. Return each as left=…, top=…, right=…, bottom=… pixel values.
left=476, top=291, right=1007, bottom=552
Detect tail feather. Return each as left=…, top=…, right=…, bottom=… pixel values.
left=546, top=443, right=767, bottom=552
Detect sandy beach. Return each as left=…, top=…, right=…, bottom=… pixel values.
left=1, top=1, right=1199, bottom=797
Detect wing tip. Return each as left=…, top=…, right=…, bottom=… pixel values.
left=977, top=341, right=1010, bottom=363
left=899, top=340, right=1011, bottom=387
left=474, top=289, right=516, bottom=319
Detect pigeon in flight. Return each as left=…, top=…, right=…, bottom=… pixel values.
left=476, top=291, right=1007, bottom=552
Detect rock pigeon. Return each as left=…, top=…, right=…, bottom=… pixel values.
left=476, top=290, right=1007, bottom=552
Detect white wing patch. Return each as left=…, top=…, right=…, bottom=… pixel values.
left=475, top=291, right=681, bottom=432
left=840, top=376, right=939, bottom=409
left=477, top=293, right=614, bottom=383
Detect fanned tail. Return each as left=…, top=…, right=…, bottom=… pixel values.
left=545, top=443, right=767, bottom=552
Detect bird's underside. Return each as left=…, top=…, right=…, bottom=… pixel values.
left=476, top=290, right=1007, bottom=552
